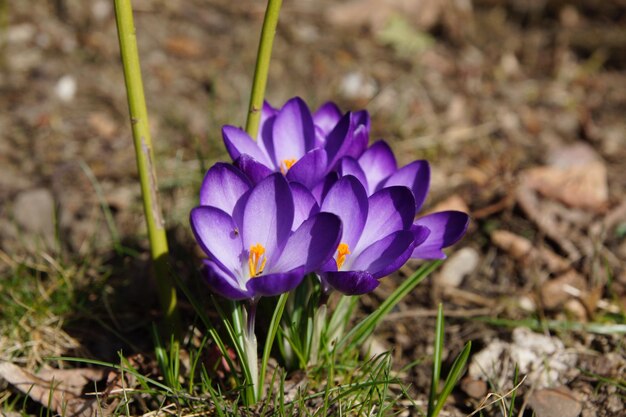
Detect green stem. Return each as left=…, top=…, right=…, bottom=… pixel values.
left=113, top=0, right=180, bottom=340
left=245, top=0, right=283, bottom=139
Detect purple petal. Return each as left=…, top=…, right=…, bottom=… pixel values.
left=338, top=157, right=368, bottom=191
left=311, top=172, right=338, bottom=204
left=314, top=126, right=327, bottom=148
left=259, top=101, right=278, bottom=138
left=412, top=225, right=431, bottom=246
left=257, top=105, right=277, bottom=160
left=190, top=207, right=243, bottom=274
left=358, top=140, right=397, bottom=193
left=355, top=186, right=415, bottom=252
left=345, top=111, right=370, bottom=159
left=247, top=267, right=306, bottom=297
left=271, top=97, right=315, bottom=166
left=324, top=112, right=353, bottom=170
left=351, top=230, right=415, bottom=278
left=203, top=259, right=250, bottom=300
left=234, top=154, right=274, bottom=184
left=320, top=175, right=368, bottom=249
left=383, top=160, right=430, bottom=211
left=199, top=163, right=251, bottom=214
left=411, top=211, right=470, bottom=259
left=222, top=125, right=272, bottom=166
left=313, top=101, right=342, bottom=135
left=271, top=212, right=342, bottom=273
left=323, top=270, right=379, bottom=295
left=241, top=173, right=294, bottom=260
left=286, top=148, right=328, bottom=189
left=290, top=182, right=319, bottom=230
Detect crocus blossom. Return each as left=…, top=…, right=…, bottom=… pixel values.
left=223, top=97, right=370, bottom=189
left=317, top=175, right=422, bottom=295
left=336, top=140, right=470, bottom=260
left=190, top=172, right=342, bottom=300
left=193, top=97, right=469, bottom=299
left=337, top=140, right=430, bottom=210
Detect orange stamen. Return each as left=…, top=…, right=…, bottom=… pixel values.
left=280, top=158, right=297, bottom=174
left=336, top=242, right=351, bottom=270
left=248, top=243, right=267, bottom=277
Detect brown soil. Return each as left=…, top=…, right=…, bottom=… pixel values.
left=1, top=0, right=625, bottom=415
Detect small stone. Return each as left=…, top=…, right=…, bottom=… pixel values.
left=528, top=387, right=582, bottom=417
left=563, top=299, right=588, bottom=322
left=88, top=112, right=118, bottom=139
left=607, top=392, right=624, bottom=413
left=91, top=0, right=112, bottom=22
left=55, top=75, right=77, bottom=102
left=13, top=188, right=56, bottom=249
left=7, top=23, right=36, bottom=44
left=438, top=247, right=479, bottom=287
left=340, top=72, right=377, bottom=101
left=461, top=376, right=487, bottom=399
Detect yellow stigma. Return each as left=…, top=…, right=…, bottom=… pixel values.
left=248, top=243, right=267, bottom=278
left=280, top=158, right=297, bottom=174
left=336, top=242, right=351, bottom=270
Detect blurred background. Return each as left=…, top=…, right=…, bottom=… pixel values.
left=0, top=0, right=625, bottom=415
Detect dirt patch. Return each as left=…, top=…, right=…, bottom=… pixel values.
left=1, top=0, right=624, bottom=415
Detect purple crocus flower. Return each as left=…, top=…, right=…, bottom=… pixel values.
left=336, top=140, right=470, bottom=260
left=337, top=140, right=430, bottom=209
left=222, top=97, right=370, bottom=189
left=317, top=175, right=422, bottom=295
left=223, top=97, right=326, bottom=188
left=190, top=170, right=342, bottom=300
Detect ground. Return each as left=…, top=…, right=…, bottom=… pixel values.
left=0, top=0, right=625, bottom=416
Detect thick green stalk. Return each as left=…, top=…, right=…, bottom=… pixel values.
left=245, top=0, right=283, bottom=139
left=114, top=0, right=180, bottom=339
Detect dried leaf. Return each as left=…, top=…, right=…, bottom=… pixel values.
left=521, top=143, right=608, bottom=213
left=0, top=362, right=106, bottom=417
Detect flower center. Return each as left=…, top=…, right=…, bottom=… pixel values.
left=280, top=158, right=297, bottom=174
left=336, top=242, right=351, bottom=270
left=248, top=243, right=267, bottom=277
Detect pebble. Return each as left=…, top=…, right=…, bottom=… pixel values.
left=340, top=72, right=377, bottom=101
left=55, top=75, right=77, bottom=102
left=438, top=247, right=480, bottom=287
left=13, top=188, right=56, bottom=249
left=460, top=376, right=487, bottom=399
left=528, top=386, right=582, bottom=417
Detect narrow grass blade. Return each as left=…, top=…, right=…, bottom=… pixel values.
left=431, top=341, right=472, bottom=417
left=476, top=317, right=626, bottom=335
left=171, top=271, right=242, bottom=387
left=427, top=303, right=444, bottom=417
left=507, top=363, right=519, bottom=417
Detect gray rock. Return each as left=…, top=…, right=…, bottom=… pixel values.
left=13, top=188, right=56, bottom=250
